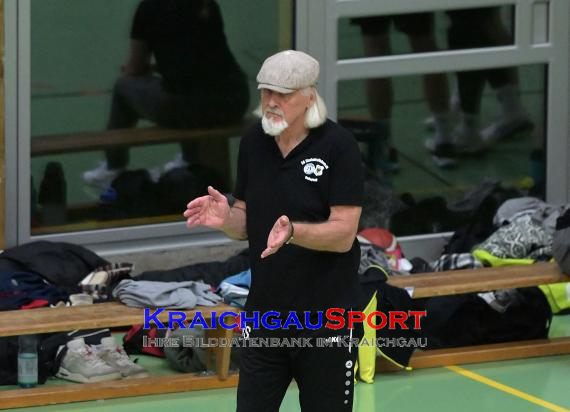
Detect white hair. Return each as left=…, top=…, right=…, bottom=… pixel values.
left=261, top=114, right=289, bottom=136
left=302, top=87, right=327, bottom=128
left=253, top=87, right=328, bottom=129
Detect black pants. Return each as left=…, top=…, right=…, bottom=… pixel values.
left=106, top=73, right=249, bottom=169
left=236, top=313, right=363, bottom=412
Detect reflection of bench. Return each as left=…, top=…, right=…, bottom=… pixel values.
left=31, top=122, right=250, bottom=191
left=0, top=302, right=237, bottom=409
left=31, top=124, right=247, bottom=156
left=31, top=212, right=183, bottom=235
left=31, top=122, right=252, bottom=229
left=379, top=262, right=570, bottom=372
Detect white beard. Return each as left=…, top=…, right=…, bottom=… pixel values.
left=262, top=115, right=289, bottom=136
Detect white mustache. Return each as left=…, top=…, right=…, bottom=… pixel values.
left=264, top=108, right=285, bottom=117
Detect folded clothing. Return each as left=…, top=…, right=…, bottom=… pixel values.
left=218, top=270, right=250, bottom=308
left=472, top=215, right=552, bottom=265
left=431, top=253, right=483, bottom=272
left=80, top=262, right=134, bottom=300
left=493, top=197, right=569, bottom=236
left=112, top=279, right=222, bottom=309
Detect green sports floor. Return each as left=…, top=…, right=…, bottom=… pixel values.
left=3, top=315, right=569, bottom=412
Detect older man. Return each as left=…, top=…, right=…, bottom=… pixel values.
left=184, top=50, right=364, bottom=411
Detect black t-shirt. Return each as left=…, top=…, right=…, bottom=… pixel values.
left=233, top=119, right=364, bottom=313
left=130, top=0, right=245, bottom=95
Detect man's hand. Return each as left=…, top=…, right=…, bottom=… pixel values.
left=261, top=215, right=293, bottom=259
left=184, top=186, right=230, bottom=230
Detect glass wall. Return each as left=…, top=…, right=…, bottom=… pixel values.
left=316, top=1, right=563, bottom=243
left=6, top=0, right=568, bottom=250
left=338, top=64, right=546, bottom=236
left=29, top=0, right=294, bottom=235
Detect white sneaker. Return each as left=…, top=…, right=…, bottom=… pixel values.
left=481, top=112, right=534, bottom=143
left=424, top=138, right=457, bottom=169
left=56, top=338, right=122, bottom=383
left=147, top=166, right=162, bottom=183
left=163, top=153, right=189, bottom=173
left=94, top=337, right=149, bottom=379
left=148, top=153, right=189, bottom=182
left=432, top=155, right=457, bottom=169
left=82, top=162, right=121, bottom=190
left=424, top=90, right=461, bottom=131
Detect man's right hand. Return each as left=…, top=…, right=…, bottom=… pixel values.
left=184, top=186, right=230, bottom=230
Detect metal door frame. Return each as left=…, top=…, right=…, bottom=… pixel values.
left=296, top=0, right=569, bottom=256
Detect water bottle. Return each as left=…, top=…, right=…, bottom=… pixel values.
left=18, top=335, right=38, bottom=388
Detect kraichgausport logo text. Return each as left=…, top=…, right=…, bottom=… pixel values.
left=143, top=308, right=426, bottom=330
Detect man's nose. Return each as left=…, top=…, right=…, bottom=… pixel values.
left=267, top=93, right=278, bottom=108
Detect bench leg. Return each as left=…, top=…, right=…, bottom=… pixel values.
left=209, top=326, right=233, bottom=380
left=217, top=328, right=233, bottom=380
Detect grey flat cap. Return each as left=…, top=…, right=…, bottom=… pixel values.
left=257, top=50, right=319, bottom=94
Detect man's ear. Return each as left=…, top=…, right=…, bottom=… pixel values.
left=307, top=89, right=316, bottom=108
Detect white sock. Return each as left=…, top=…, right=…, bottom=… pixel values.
left=431, top=112, right=452, bottom=142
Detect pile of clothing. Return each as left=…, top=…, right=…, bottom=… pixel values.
left=352, top=195, right=570, bottom=382
left=0, top=241, right=146, bottom=385
left=3, top=194, right=569, bottom=384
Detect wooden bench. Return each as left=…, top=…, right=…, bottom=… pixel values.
left=1, top=263, right=568, bottom=408
left=30, top=124, right=247, bottom=157
left=386, top=261, right=569, bottom=298
left=379, top=261, right=570, bottom=372
left=0, top=302, right=239, bottom=409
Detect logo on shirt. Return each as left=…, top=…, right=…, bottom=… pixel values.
left=242, top=325, right=252, bottom=340
left=301, top=158, right=329, bottom=182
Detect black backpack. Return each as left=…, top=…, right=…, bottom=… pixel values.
left=420, top=287, right=552, bottom=349
left=99, top=169, right=159, bottom=219
left=156, top=165, right=227, bottom=215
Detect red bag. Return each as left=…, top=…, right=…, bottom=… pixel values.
left=122, top=324, right=166, bottom=358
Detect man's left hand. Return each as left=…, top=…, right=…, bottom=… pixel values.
left=261, top=215, right=293, bottom=258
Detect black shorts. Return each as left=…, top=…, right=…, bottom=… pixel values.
left=352, top=13, right=434, bottom=36
left=446, top=7, right=497, bottom=27
left=236, top=312, right=364, bottom=412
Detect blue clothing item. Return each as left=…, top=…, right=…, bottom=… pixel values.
left=223, top=270, right=251, bottom=288
left=217, top=270, right=251, bottom=309
left=0, top=271, right=68, bottom=309
left=226, top=296, right=247, bottom=308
